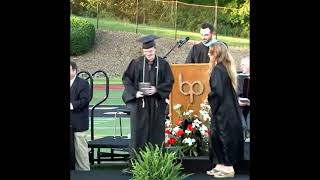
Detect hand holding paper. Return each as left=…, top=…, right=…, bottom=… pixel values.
left=239, top=98, right=250, bottom=106
left=146, top=86, right=157, bottom=96
left=136, top=91, right=144, bottom=98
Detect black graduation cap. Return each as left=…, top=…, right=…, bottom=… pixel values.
left=137, top=35, right=160, bottom=49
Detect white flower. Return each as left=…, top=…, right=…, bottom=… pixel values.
left=192, top=122, right=200, bottom=128
left=185, top=129, right=192, bottom=135
left=165, top=119, right=172, bottom=127
left=191, top=119, right=202, bottom=128
left=173, top=104, right=181, bottom=110
left=165, top=136, right=169, bottom=142
left=185, top=111, right=190, bottom=116
left=200, top=103, right=211, bottom=112
left=203, top=114, right=211, bottom=121
left=172, top=126, right=181, bottom=134
left=194, top=119, right=202, bottom=124
left=188, top=110, right=194, bottom=114
left=182, top=138, right=196, bottom=146
left=199, top=125, right=208, bottom=135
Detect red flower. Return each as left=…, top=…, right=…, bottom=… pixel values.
left=165, top=129, right=171, bottom=134
left=177, top=119, right=183, bottom=125
left=175, top=129, right=184, bottom=137
left=168, top=137, right=177, bottom=145
left=187, top=124, right=193, bottom=131
left=165, top=137, right=177, bottom=146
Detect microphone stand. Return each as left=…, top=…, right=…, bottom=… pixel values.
left=163, top=37, right=189, bottom=60
left=163, top=41, right=180, bottom=60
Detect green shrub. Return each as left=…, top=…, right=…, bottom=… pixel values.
left=131, top=143, right=192, bottom=180
left=70, top=16, right=96, bottom=56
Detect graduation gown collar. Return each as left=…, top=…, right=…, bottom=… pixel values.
left=143, top=55, right=159, bottom=86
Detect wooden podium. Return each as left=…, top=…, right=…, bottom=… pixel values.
left=169, top=63, right=210, bottom=125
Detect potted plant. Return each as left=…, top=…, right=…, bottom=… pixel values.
left=130, top=143, right=192, bottom=180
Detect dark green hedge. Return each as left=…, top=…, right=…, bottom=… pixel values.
left=71, top=17, right=96, bottom=56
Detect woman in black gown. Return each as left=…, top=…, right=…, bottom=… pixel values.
left=206, top=42, right=244, bottom=178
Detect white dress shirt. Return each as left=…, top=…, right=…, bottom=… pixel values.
left=70, top=76, right=76, bottom=110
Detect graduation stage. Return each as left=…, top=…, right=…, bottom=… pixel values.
left=71, top=160, right=249, bottom=180
left=84, top=104, right=249, bottom=177
left=79, top=141, right=249, bottom=179
left=72, top=70, right=250, bottom=179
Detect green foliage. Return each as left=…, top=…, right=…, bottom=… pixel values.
left=73, top=16, right=249, bottom=48
left=131, top=143, right=192, bottom=180
left=71, top=0, right=111, bottom=17
left=225, top=0, right=250, bottom=38
left=70, top=16, right=96, bottom=56
left=71, top=0, right=249, bottom=38
left=175, top=4, right=213, bottom=32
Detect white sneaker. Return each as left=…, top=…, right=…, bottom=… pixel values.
left=206, top=168, right=219, bottom=176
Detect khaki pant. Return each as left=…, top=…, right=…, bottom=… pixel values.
left=74, top=131, right=90, bottom=171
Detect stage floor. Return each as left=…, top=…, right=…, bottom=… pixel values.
left=71, top=162, right=249, bottom=180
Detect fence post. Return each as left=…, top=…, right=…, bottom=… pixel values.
left=174, top=0, right=178, bottom=40
left=214, top=0, right=218, bottom=39
left=96, top=0, right=99, bottom=29
left=135, top=0, right=139, bottom=34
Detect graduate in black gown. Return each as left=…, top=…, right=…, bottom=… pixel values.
left=121, top=35, right=174, bottom=174
left=237, top=56, right=250, bottom=140
left=185, top=22, right=219, bottom=63
left=206, top=42, right=243, bottom=178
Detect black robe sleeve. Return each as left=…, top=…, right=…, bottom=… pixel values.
left=208, top=66, right=224, bottom=113
left=185, top=45, right=195, bottom=63
left=122, top=59, right=138, bottom=103
left=155, top=61, right=174, bottom=99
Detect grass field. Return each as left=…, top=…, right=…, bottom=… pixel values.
left=85, top=76, right=124, bottom=105
left=90, top=90, right=124, bottom=105
left=72, top=15, right=249, bottom=48
left=92, top=77, right=122, bottom=85
left=87, top=117, right=130, bottom=140
left=77, top=76, right=123, bottom=85
left=87, top=76, right=128, bottom=139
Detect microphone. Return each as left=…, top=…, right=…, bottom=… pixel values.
left=177, top=37, right=190, bottom=47
left=163, top=37, right=190, bottom=59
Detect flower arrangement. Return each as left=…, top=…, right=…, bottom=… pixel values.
left=165, top=100, right=211, bottom=157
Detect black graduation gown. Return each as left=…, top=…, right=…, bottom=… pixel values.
left=122, top=55, right=174, bottom=157
left=208, top=63, right=244, bottom=165
left=185, top=43, right=210, bottom=63
left=237, top=74, right=250, bottom=98
left=237, top=74, right=250, bottom=126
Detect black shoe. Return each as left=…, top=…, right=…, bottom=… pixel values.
left=121, top=167, right=132, bottom=175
